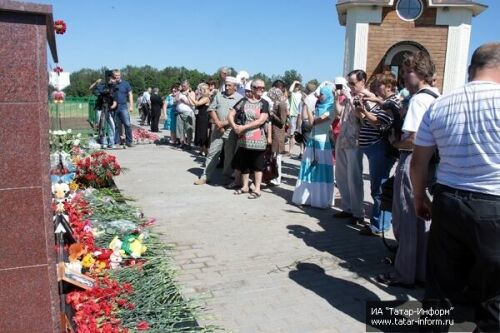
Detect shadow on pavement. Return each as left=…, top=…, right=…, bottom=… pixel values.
left=289, top=263, right=380, bottom=324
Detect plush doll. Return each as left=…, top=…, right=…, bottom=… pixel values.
left=109, top=237, right=123, bottom=269
left=110, top=248, right=122, bottom=269
left=68, top=243, right=86, bottom=262
left=55, top=202, right=66, bottom=214
left=52, top=182, right=70, bottom=202
left=121, top=234, right=147, bottom=259
left=66, top=243, right=87, bottom=274
left=81, top=253, right=95, bottom=270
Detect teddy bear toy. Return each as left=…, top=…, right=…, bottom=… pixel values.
left=52, top=182, right=70, bottom=202
left=121, top=234, right=147, bottom=259
left=109, top=237, right=123, bottom=269
left=66, top=243, right=87, bottom=274
left=81, top=253, right=95, bottom=271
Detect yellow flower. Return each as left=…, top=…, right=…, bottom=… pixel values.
left=69, top=181, right=79, bottom=192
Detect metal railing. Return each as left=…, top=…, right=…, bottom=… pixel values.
left=49, top=96, right=97, bottom=133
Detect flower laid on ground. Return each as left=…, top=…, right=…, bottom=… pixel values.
left=66, top=275, right=133, bottom=333
left=51, top=132, right=215, bottom=332
left=136, top=321, right=149, bottom=331
left=75, top=151, right=121, bottom=188
left=132, top=128, right=159, bottom=144
left=58, top=188, right=216, bottom=332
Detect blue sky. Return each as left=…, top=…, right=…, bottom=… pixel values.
left=37, top=0, right=499, bottom=83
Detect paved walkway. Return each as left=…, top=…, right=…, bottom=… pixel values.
left=112, top=129, right=423, bottom=333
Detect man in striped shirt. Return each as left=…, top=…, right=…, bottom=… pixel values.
left=411, top=43, right=500, bottom=332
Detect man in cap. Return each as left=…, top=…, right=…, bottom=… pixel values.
left=194, top=76, right=243, bottom=185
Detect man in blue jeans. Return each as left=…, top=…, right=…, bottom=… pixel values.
left=112, top=69, right=134, bottom=147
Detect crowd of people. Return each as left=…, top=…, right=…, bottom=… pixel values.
left=91, top=43, right=500, bottom=331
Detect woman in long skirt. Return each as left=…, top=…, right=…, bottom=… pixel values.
left=190, top=83, right=211, bottom=156
left=163, top=86, right=178, bottom=143
left=292, top=86, right=334, bottom=208
left=266, top=87, right=288, bottom=186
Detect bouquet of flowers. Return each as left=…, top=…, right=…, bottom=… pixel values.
left=66, top=276, right=135, bottom=333
left=76, top=151, right=121, bottom=188
left=131, top=128, right=159, bottom=144
left=49, top=129, right=84, bottom=153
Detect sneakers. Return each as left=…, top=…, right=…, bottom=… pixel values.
left=194, top=178, right=207, bottom=185
left=107, top=145, right=116, bottom=149
left=332, top=211, right=353, bottom=218
left=126, top=143, right=133, bottom=147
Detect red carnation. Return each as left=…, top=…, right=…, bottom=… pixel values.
left=136, top=321, right=149, bottom=331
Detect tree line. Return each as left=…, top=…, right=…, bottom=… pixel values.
left=63, top=66, right=318, bottom=97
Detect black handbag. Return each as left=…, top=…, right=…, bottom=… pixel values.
left=235, top=109, right=247, bottom=125
left=234, top=99, right=247, bottom=125
left=262, top=148, right=279, bottom=183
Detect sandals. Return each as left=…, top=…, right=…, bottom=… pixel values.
left=233, top=188, right=249, bottom=195
left=248, top=192, right=261, bottom=199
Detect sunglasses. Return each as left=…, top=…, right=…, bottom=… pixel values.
left=252, top=86, right=265, bottom=91
left=348, top=81, right=356, bottom=86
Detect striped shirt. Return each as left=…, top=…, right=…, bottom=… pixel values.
left=415, top=81, right=500, bottom=196
left=359, top=95, right=398, bottom=147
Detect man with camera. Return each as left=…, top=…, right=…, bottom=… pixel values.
left=89, top=72, right=117, bottom=149
left=111, top=69, right=134, bottom=147
left=194, top=76, right=243, bottom=185
left=333, top=69, right=369, bottom=226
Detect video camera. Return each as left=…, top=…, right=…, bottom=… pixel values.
left=101, top=70, right=116, bottom=96
left=95, top=70, right=117, bottom=142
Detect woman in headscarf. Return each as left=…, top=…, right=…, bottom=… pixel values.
left=266, top=87, right=288, bottom=186
left=292, top=86, right=335, bottom=208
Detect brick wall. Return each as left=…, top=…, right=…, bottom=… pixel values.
left=366, top=3, right=448, bottom=91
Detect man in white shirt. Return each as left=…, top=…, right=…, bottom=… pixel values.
left=288, top=80, right=304, bottom=155
left=377, top=51, right=439, bottom=288
left=140, top=87, right=152, bottom=125
left=411, top=43, right=500, bottom=332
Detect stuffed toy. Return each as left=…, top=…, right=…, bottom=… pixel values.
left=66, top=243, right=87, bottom=274
left=110, top=248, right=122, bottom=269
left=81, top=253, right=95, bottom=270
left=68, top=243, right=86, bottom=262
left=109, top=237, right=123, bottom=269
left=55, top=202, right=66, bottom=214
left=52, top=182, right=70, bottom=202
left=121, top=234, right=147, bottom=259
